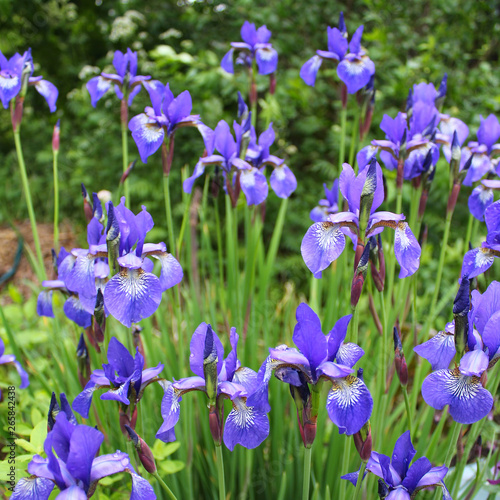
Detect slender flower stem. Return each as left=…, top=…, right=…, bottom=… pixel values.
left=348, top=104, right=361, bottom=169
left=353, top=461, right=366, bottom=500
left=52, top=149, right=59, bottom=250
left=215, top=445, right=226, bottom=500
left=121, top=98, right=130, bottom=206
left=163, top=174, right=176, bottom=257
left=423, top=203, right=454, bottom=337
left=432, top=422, right=462, bottom=500
left=339, top=438, right=351, bottom=500
left=152, top=471, right=178, bottom=500
left=13, top=130, right=46, bottom=281
left=402, top=386, right=412, bottom=437
left=302, top=446, right=312, bottom=500
left=339, top=106, right=347, bottom=173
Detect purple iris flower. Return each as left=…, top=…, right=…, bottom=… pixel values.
left=0, top=48, right=57, bottom=111
left=461, top=199, right=500, bottom=278
left=310, top=180, right=339, bottom=222
left=250, top=303, right=372, bottom=437
left=459, top=114, right=500, bottom=186
left=359, top=78, right=454, bottom=181
left=86, top=49, right=150, bottom=107
left=468, top=281, right=500, bottom=367
left=221, top=21, right=278, bottom=75
left=184, top=93, right=296, bottom=204
left=414, top=321, right=456, bottom=371
left=72, top=337, right=163, bottom=420
left=13, top=411, right=155, bottom=500
left=156, top=323, right=269, bottom=451
left=129, top=81, right=212, bottom=166
left=342, top=431, right=451, bottom=499
left=300, top=12, right=375, bottom=94
left=0, top=336, right=29, bottom=400
left=422, top=349, right=493, bottom=424
left=467, top=179, right=500, bottom=221
left=301, top=160, right=421, bottom=278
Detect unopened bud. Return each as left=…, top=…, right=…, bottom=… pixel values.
left=93, top=289, right=105, bottom=343
left=203, top=325, right=218, bottom=405
left=435, top=73, right=447, bottom=111
left=209, top=405, right=224, bottom=446
left=351, top=242, right=371, bottom=308
left=250, top=80, right=257, bottom=107
left=269, top=74, right=276, bottom=95
left=161, top=136, right=175, bottom=176
left=378, top=479, right=389, bottom=499
left=106, top=203, right=121, bottom=276
left=82, top=184, right=93, bottom=223
left=52, top=119, right=60, bottom=152
left=393, top=327, right=408, bottom=386
left=120, top=160, right=136, bottom=185
left=77, top=333, right=91, bottom=387
left=353, top=421, right=372, bottom=461
left=124, top=425, right=157, bottom=473
left=453, top=275, right=470, bottom=360
left=48, top=392, right=60, bottom=431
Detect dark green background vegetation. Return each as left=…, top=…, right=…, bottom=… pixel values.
left=1, top=0, right=499, bottom=287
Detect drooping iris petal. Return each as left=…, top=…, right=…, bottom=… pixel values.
left=33, top=79, right=58, bottom=112
left=421, top=368, right=494, bottom=424
left=366, top=452, right=401, bottom=487
left=468, top=185, right=493, bottom=221
left=65, top=253, right=96, bottom=298
left=86, top=76, right=112, bottom=107
left=336, top=343, right=364, bottom=368
left=13, top=360, right=30, bottom=389
left=386, top=487, right=411, bottom=499
left=301, top=219, right=349, bottom=275
left=255, top=47, right=278, bottom=74
left=337, top=54, right=375, bottom=94
left=270, top=164, right=297, bottom=198
left=129, top=113, right=165, bottom=164
left=10, top=477, right=54, bottom=500
left=37, top=290, right=54, bottom=318
left=223, top=397, right=270, bottom=451
left=394, top=222, right=421, bottom=278
left=482, top=310, right=500, bottom=363
left=155, top=381, right=180, bottom=443
left=72, top=381, right=102, bottom=419
left=461, top=247, right=496, bottom=279
left=153, top=252, right=183, bottom=291
left=130, top=472, right=157, bottom=500
left=300, top=55, right=323, bottom=87
left=413, top=330, right=456, bottom=371
left=239, top=167, right=269, bottom=205
left=221, top=48, right=235, bottom=73
left=103, top=268, right=162, bottom=328
left=63, top=296, right=92, bottom=328
left=414, top=465, right=448, bottom=489
left=89, top=451, right=131, bottom=482
left=325, top=375, right=373, bottom=435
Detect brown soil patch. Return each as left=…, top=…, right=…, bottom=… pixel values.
left=0, top=220, right=77, bottom=301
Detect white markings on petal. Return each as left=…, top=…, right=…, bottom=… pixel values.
left=328, top=376, right=361, bottom=409
left=475, top=248, right=494, bottom=268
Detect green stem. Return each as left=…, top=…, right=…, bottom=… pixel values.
left=121, top=119, right=130, bottom=206
left=13, top=129, right=46, bottom=281
left=163, top=174, right=176, bottom=257
left=423, top=205, right=454, bottom=336
left=338, top=106, right=347, bottom=173
left=353, top=461, right=366, bottom=500
left=348, top=105, right=361, bottom=169
left=53, top=150, right=59, bottom=250
left=216, top=445, right=226, bottom=500
left=302, top=446, right=312, bottom=500
left=152, top=471, right=178, bottom=500
left=339, top=438, right=351, bottom=500
left=402, top=386, right=412, bottom=437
